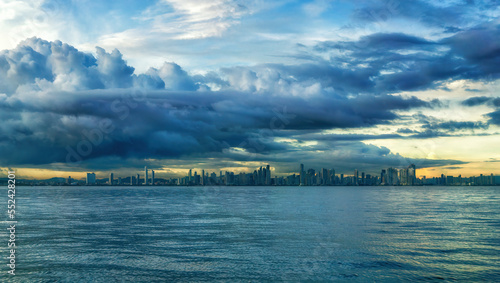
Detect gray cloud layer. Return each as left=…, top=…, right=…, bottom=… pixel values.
left=1, top=31, right=492, bottom=172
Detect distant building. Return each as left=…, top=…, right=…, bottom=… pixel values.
left=408, top=164, right=416, bottom=185
left=266, top=165, right=271, bottom=185
left=145, top=166, right=148, bottom=185
left=300, top=164, right=305, bottom=186
left=151, top=170, right=155, bottom=185
left=109, top=173, right=114, bottom=185
left=86, top=173, right=96, bottom=185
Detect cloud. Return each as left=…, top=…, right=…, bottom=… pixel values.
left=0, top=38, right=441, bottom=170
left=460, top=96, right=500, bottom=125
left=486, top=109, right=500, bottom=125
left=0, top=37, right=204, bottom=94
left=396, top=128, right=418, bottom=134
left=461, top=96, right=493, bottom=106
left=422, top=120, right=489, bottom=131
left=444, top=21, right=500, bottom=77
left=139, top=0, right=256, bottom=39
left=351, top=0, right=497, bottom=29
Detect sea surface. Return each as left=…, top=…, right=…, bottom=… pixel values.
left=1, top=186, right=499, bottom=282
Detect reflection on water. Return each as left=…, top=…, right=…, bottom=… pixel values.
left=1, top=186, right=499, bottom=281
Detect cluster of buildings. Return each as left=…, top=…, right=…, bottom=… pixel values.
left=77, top=164, right=500, bottom=187
left=85, top=166, right=156, bottom=186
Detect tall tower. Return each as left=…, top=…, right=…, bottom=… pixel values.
left=109, top=173, right=114, bottom=185
left=136, top=174, right=140, bottom=185
left=321, top=168, right=328, bottom=185
left=266, top=165, right=271, bottom=185
left=151, top=170, right=155, bottom=185
left=408, top=164, right=416, bottom=186
left=201, top=169, right=205, bottom=185
left=354, top=169, right=359, bottom=185
left=86, top=173, right=96, bottom=185
left=145, top=166, right=148, bottom=185
left=300, top=164, right=305, bottom=186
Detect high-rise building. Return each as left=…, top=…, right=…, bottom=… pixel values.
left=408, top=164, right=416, bottom=185
left=136, top=174, right=140, bottom=185
left=86, top=173, right=96, bottom=185
left=300, top=164, right=305, bottom=186
left=329, top=169, right=335, bottom=185
left=354, top=169, right=359, bottom=185
left=109, top=173, right=114, bottom=185
left=145, top=166, right=149, bottom=185
left=266, top=165, right=271, bottom=185
left=387, top=168, right=399, bottom=185
left=321, top=168, right=328, bottom=185
left=201, top=169, right=205, bottom=185
left=189, top=169, right=192, bottom=183
left=151, top=170, right=155, bottom=185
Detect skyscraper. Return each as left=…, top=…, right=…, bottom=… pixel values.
left=408, top=164, right=416, bottom=186
left=266, top=165, right=271, bottom=185
left=136, top=174, right=140, bottom=185
left=145, top=166, right=148, bottom=185
left=321, top=168, right=328, bottom=185
left=151, top=170, right=155, bottom=185
left=109, top=173, right=114, bottom=185
left=354, top=169, right=359, bottom=185
left=300, top=164, right=305, bottom=186
left=86, top=173, right=96, bottom=185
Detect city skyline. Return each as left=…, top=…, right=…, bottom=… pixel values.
left=1, top=1, right=500, bottom=179
left=9, top=163, right=500, bottom=187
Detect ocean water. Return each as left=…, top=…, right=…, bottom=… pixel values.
left=1, top=186, right=499, bottom=282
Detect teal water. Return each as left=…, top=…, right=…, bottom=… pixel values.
left=1, top=186, right=499, bottom=282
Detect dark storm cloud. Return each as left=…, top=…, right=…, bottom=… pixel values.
left=0, top=38, right=466, bottom=171
left=443, top=22, right=500, bottom=77
left=318, top=33, right=437, bottom=53
left=295, top=133, right=402, bottom=142
left=462, top=96, right=493, bottom=106
left=461, top=96, right=500, bottom=125
left=462, top=96, right=500, bottom=107
left=0, top=87, right=431, bottom=166
left=396, top=128, right=418, bottom=134
left=422, top=121, right=489, bottom=131
left=311, top=20, right=500, bottom=94
left=486, top=109, right=500, bottom=125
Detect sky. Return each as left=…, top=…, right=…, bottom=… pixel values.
left=1, top=0, right=500, bottom=180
